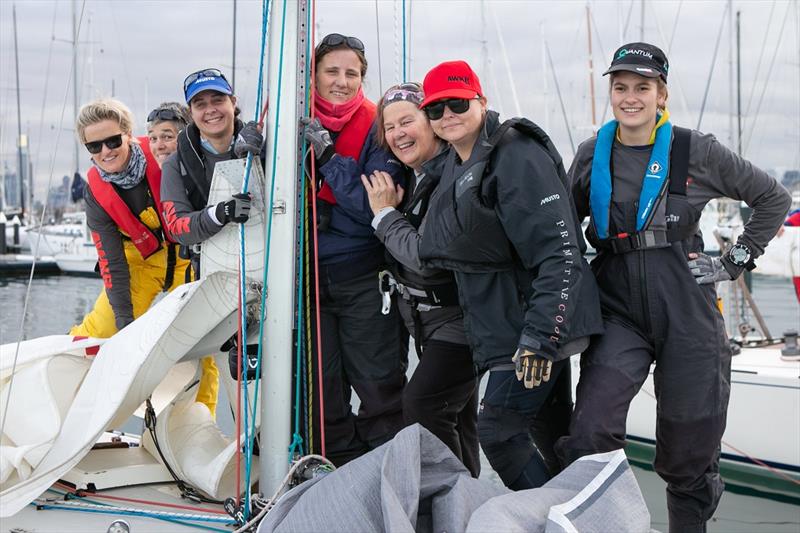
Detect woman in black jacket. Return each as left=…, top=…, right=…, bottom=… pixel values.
left=415, top=61, right=603, bottom=489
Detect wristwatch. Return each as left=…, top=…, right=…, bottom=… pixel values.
left=726, top=242, right=756, bottom=272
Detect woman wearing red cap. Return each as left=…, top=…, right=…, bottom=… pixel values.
left=301, top=34, right=408, bottom=466
left=415, top=60, right=603, bottom=489
left=360, top=81, right=480, bottom=476
left=556, top=42, right=790, bottom=532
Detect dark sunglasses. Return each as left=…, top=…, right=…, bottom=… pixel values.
left=423, top=98, right=473, bottom=121
left=319, top=33, right=364, bottom=52
left=147, top=108, right=184, bottom=123
left=183, top=68, right=228, bottom=93
left=84, top=133, right=124, bottom=154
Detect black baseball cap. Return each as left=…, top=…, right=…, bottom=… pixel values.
left=603, top=42, right=669, bottom=82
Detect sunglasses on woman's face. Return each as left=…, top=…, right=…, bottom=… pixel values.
left=319, top=33, right=365, bottom=52
left=423, top=98, right=473, bottom=121
left=85, top=133, right=124, bottom=154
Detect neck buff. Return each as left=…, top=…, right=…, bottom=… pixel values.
left=615, top=107, right=671, bottom=145
left=314, top=87, right=366, bottom=132
left=591, top=110, right=673, bottom=239
left=97, top=141, right=146, bottom=190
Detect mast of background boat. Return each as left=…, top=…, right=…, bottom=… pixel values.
left=585, top=3, right=596, bottom=130
left=258, top=0, right=299, bottom=495
left=232, top=0, right=237, bottom=89
left=544, top=40, right=575, bottom=157
left=736, top=10, right=742, bottom=156
left=72, top=0, right=80, bottom=177
left=12, top=4, right=26, bottom=219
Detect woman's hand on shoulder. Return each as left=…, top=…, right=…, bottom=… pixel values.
left=361, top=171, right=405, bottom=216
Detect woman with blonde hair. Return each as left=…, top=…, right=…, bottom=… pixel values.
left=70, top=98, right=217, bottom=416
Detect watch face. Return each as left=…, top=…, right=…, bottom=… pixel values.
left=729, top=244, right=751, bottom=266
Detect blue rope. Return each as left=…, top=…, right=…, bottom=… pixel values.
left=402, top=0, right=407, bottom=82
left=245, top=0, right=288, bottom=497
left=32, top=504, right=234, bottom=531
left=239, top=0, right=271, bottom=519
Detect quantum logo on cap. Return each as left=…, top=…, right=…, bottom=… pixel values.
left=617, top=48, right=654, bottom=60
left=448, top=75, right=470, bottom=84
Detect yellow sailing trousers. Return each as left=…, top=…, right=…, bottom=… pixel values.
left=70, top=240, right=219, bottom=417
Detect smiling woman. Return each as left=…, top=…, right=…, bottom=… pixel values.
left=70, top=98, right=193, bottom=359
left=299, top=33, right=408, bottom=466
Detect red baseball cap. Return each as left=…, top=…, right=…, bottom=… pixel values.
left=420, top=60, right=483, bottom=108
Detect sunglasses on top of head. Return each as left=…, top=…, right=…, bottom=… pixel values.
left=182, top=68, right=228, bottom=93
left=84, top=133, right=124, bottom=155
left=319, top=33, right=365, bottom=52
left=423, top=98, right=475, bottom=121
left=147, top=108, right=184, bottom=123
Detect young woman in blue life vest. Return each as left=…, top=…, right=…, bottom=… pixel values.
left=300, top=34, right=408, bottom=466
left=555, top=43, right=791, bottom=533
left=413, top=60, right=603, bottom=489
left=360, top=81, right=480, bottom=476
left=70, top=99, right=220, bottom=417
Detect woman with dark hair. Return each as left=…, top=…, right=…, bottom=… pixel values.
left=301, top=34, right=407, bottom=466
left=361, top=82, right=479, bottom=476
left=556, top=43, right=791, bottom=532
left=415, top=60, right=603, bottom=490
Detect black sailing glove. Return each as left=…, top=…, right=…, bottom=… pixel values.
left=216, top=193, right=252, bottom=225
left=300, top=117, right=335, bottom=166
left=234, top=121, right=264, bottom=158
left=512, top=347, right=553, bottom=389
left=687, top=253, right=735, bottom=285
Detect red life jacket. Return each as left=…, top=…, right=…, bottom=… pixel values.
left=87, top=137, right=171, bottom=260
left=318, top=99, right=377, bottom=204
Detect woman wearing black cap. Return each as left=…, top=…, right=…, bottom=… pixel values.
left=415, top=60, right=603, bottom=489
left=555, top=42, right=791, bottom=532
left=300, top=34, right=408, bottom=466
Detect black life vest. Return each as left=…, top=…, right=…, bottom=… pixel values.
left=386, top=157, right=459, bottom=309
left=175, top=120, right=243, bottom=211
left=586, top=126, right=700, bottom=254
left=419, top=117, right=568, bottom=273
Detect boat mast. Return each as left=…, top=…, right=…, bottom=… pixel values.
left=13, top=3, right=25, bottom=218
left=736, top=10, right=742, bottom=156
left=586, top=3, right=597, bottom=130
left=259, top=0, right=301, bottom=494
left=232, top=0, right=237, bottom=90
left=72, top=0, right=80, bottom=176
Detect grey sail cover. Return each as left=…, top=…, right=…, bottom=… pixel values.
left=258, top=425, right=650, bottom=533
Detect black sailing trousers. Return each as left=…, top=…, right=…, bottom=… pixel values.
left=402, top=339, right=480, bottom=477
left=312, top=270, right=408, bottom=466
left=556, top=255, right=732, bottom=533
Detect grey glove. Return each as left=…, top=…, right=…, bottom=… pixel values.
left=234, top=121, right=263, bottom=158
left=301, top=117, right=335, bottom=164
left=216, top=193, right=252, bottom=225
left=687, top=253, right=734, bottom=284
left=512, top=347, right=552, bottom=389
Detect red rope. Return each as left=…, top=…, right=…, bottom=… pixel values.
left=52, top=482, right=227, bottom=515
left=308, top=0, right=326, bottom=458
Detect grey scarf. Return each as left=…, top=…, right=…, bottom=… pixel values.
left=97, top=141, right=147, bottom=189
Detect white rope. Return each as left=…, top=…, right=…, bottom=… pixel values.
left=232, top=454, right=335, bottom=533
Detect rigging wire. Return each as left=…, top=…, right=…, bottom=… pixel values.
left=743, top=1, right=791, bottom=155
left=374, top=0, right=383, bottom=91
left=0, top=0, right=88, bottom=441
left=33, top=5, right=59, bottom=174
left=742, top=1, right=776, bottom=126
left=696, top=1, right=730, bottom=131
left=666, top=0, right=683, bottom=54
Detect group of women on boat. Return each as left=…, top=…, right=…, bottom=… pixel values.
left=70, top=33, right=790, bottom=533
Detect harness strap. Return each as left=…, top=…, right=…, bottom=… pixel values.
left=163, top=244, right=177, bottom=291
left=605, top=224, right=699, bottom=254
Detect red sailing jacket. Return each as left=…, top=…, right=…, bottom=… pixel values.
left=317, top=99, right=377, bottom=204
left=87, top=137, right=173, bottom=260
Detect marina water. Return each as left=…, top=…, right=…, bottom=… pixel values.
left=1, top=273, right=798, bottom=531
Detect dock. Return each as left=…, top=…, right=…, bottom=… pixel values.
left=0, top=253, right=60, bottom=275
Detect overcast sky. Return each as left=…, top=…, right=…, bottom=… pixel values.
left=0, top=0, right=798, bottom=198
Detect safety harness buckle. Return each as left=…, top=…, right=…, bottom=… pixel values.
left=608, top=229, right=670, bottom=254
left=378, top=270, right=395, bottom=315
